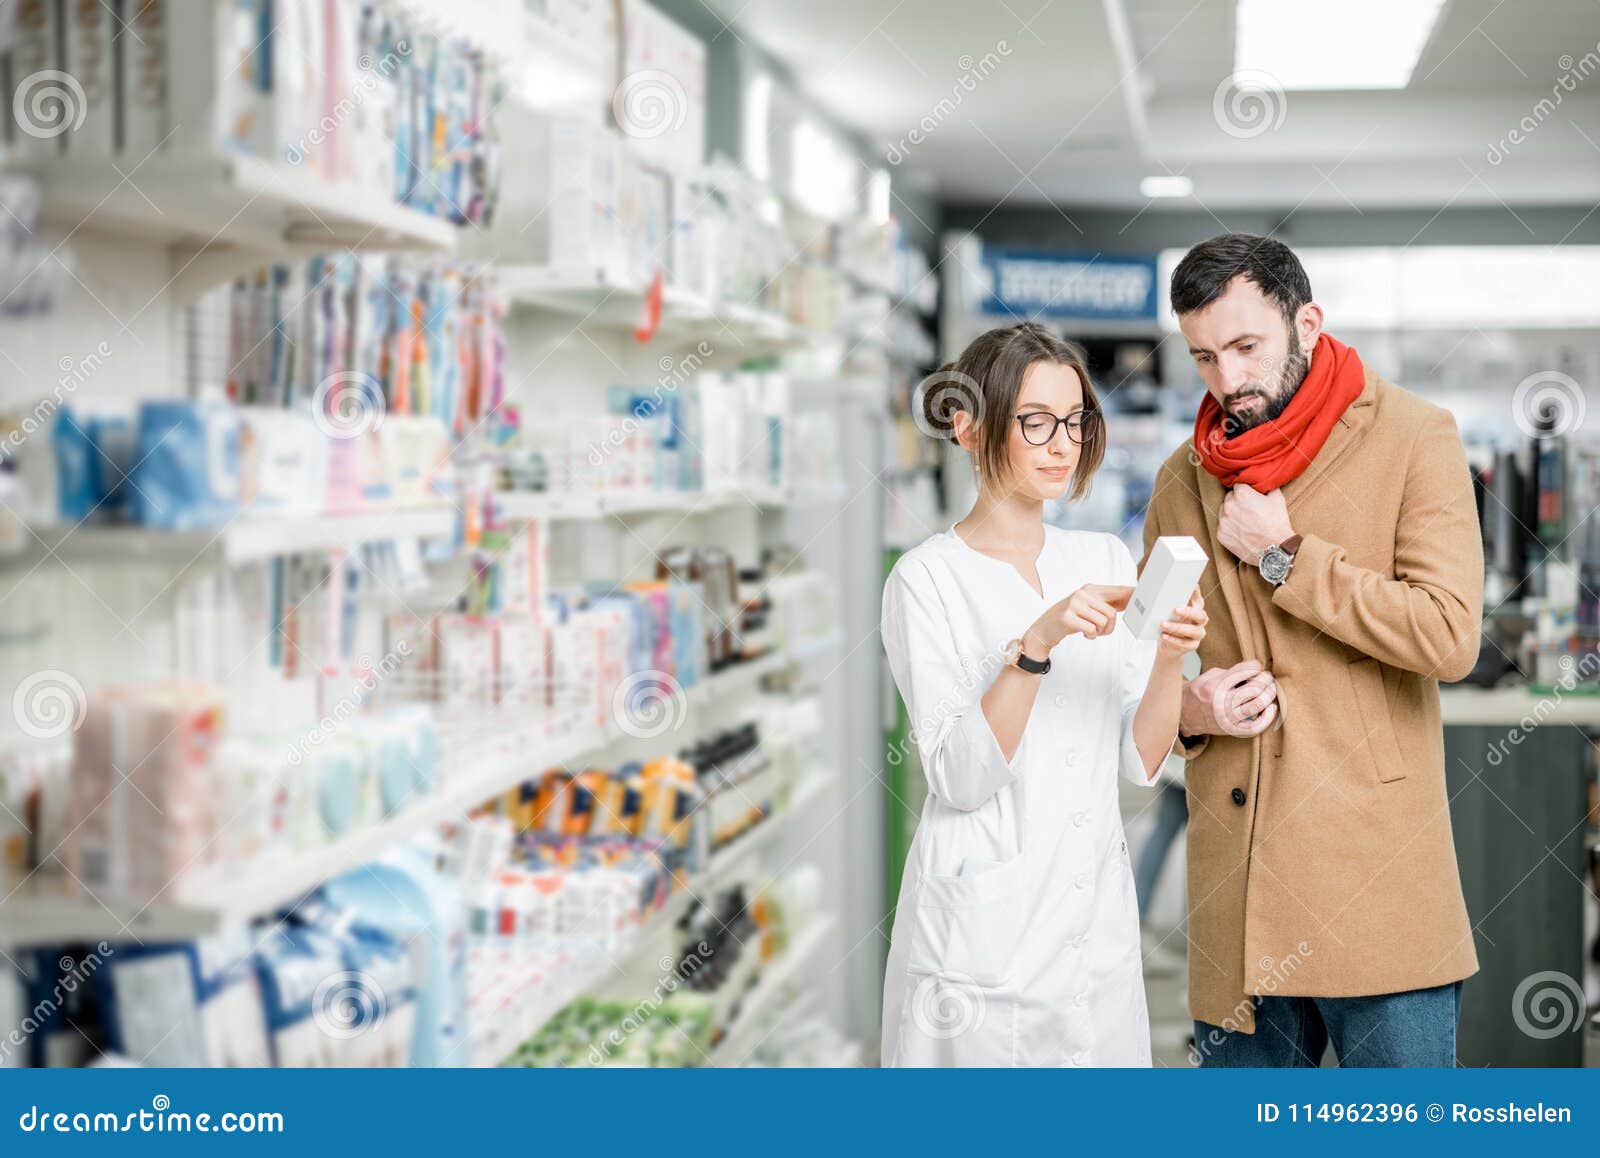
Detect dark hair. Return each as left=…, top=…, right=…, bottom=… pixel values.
left=1169, top=233, right=1312, bottom=326
left=918, top=322, right=1104, bottom=502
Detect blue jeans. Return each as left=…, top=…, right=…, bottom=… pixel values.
left=1194, top=981, right=1463, bottom=1067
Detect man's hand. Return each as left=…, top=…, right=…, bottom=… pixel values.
left=1180, top=660, right=1279, bottom=738
left=1217, top=484, right=1294, bottom=565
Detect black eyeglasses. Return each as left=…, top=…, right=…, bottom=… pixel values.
left=1015, top=409, right=1100, bottom=446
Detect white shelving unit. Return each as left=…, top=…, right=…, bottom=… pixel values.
left=471, top=770, right=836, bottom=1067
left=18, top=155, right=458, bottom=305
left=0, top=648, right=831, bottom=949
left=0, top=4, right=899, bottom=1069
left=4, top=506, right=459, bottom=569
left=709, top=914, right=838, bottom=1067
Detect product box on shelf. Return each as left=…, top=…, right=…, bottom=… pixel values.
left=615, top=0, right=707, bottom=174
left=69, top=685, right=223, bottom=901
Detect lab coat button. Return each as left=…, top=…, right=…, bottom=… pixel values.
left=1074, top=992, right=1088, bottom=1007
left=1071, top=935, right=1086, bottom=949
left=1074, top=873, right=1089, bottom=890
left=1072, top=810, right=1088, bottom=827
left=1231, top=786, right=1247, bottom=806
left=1072, top=1051, right=1089, bottom=1066
left=1065, top=750, right=1079, bottom=766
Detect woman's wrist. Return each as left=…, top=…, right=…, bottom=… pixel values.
left=1021, top=626, right=1052, bottom=661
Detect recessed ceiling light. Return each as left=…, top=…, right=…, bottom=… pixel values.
left=1141, top=175, right=1194, bottom=199
left=1235, top=0, right=1445, bottom=90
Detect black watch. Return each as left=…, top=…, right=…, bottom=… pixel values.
left=1005, top=637, right=1051, bottom=675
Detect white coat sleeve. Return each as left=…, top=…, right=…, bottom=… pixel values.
left=881, top=557, right=1023, bottom=812
left=1114, top=536, right=1164, bottom=787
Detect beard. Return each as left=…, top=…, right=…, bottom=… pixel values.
left=1223, top=338, right=1310, bottom=436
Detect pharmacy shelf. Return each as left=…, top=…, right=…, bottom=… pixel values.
left=0, top=652, right=819, bottom=948
left=475, top=772, right=835, bottom=1066
left=22, top=155, right=458, bottom=302
left=496, top=264, right=809, bottom=348
left=708, top=914, right=838, bottom=1067
left=492, top=485, right=791, bottom=522
left=3, top=506, right=459, bottom=570
left=470, top=885, right=697, bottom=1067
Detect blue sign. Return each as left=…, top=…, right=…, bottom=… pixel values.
left=979, top=246, right=1158, bottom=322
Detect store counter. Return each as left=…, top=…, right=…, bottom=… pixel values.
left=1435, top=683, right=1592, bottom=1066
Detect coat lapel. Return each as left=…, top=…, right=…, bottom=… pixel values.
left=1195, top=464, right=1257, bottom=656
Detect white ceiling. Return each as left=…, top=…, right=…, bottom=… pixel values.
left=706, top=0, right=1600, bottom=211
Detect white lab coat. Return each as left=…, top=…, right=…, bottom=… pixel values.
left=880, top=526, right=1162, bottom=1067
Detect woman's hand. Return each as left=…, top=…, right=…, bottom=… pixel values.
left=1156, top=587, right=1207, bottom=661
left=1025, top=583, right=1135, bottom=653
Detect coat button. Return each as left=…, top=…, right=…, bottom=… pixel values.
left=1065, top=750, right=1080, bottom=767
left=1072, top=810, right=1088, bottom=827
left=1074, top=873, right=1089, bottom=890
left=1231, top=787, right=1247, bottom=806
left=1072, top=1050, right=1089, bottom=1066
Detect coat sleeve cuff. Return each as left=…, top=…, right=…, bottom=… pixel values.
left=925, top=709, right=1024, bottom=810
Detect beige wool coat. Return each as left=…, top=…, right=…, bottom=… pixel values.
left=1141, top=365, right=1483, bottom=1033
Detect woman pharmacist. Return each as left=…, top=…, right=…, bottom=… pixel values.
left=880, top=323, right=1208, bottom=1067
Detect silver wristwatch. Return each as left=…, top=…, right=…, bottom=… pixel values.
left=1258, top=534, right=1302, bottom=586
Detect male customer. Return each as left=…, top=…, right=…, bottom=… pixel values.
left=1143, top=233, right=1483, bottom=1066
